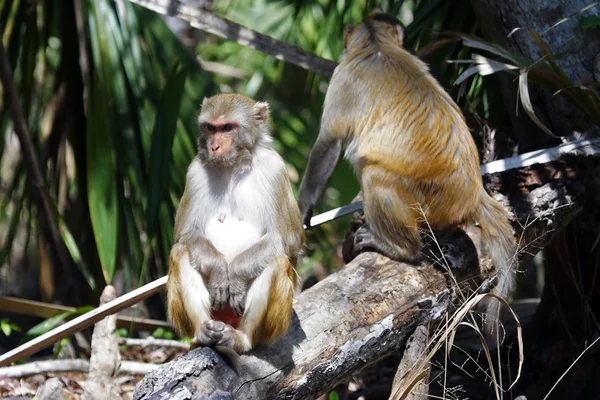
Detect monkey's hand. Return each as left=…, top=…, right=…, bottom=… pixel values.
left=179, top=232, right=231, bottom=311
left=196, top=255, right=230, bottom=312
left=227, top=235, right=274, bottom=316
left=227, top=273, right=252, bottom=317
left=300, top=205, right=313, bottom=228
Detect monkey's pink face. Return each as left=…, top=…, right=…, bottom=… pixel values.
left=202, top=119, right=240, bottom=158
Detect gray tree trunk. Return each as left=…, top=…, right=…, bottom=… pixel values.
left=471, top=2, right=600, bottom=399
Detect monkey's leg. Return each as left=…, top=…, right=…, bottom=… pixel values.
left=167, top=244, right=212, bottom=345
left=198, top=258, right=295, bottom=353
left=355, top=172, right=424, bottom=263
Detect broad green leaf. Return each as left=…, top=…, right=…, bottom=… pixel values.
left=87, top=76, right=118, bottom=283
left=146, top=62, right=187, bottom=238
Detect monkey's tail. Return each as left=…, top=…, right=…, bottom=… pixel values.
left=477, top=189, right=518, bottom=334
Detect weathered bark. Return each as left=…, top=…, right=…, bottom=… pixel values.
left=134, top=154, right=599, bottom=400
left=391, top=325, right=430, bottom=400
left=471, top=2, right=600, bottom=399
left=81, top=286, right=121, bottom=400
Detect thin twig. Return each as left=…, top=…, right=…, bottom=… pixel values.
left=542, top=334, right=600, bottom=400
left=0, top=35, right=71, bottom=272
left=121, top=0, right=337, bottom=77
left=0, top=359, right=159, bottom=379
left=118, top=337, right=190, bottom=350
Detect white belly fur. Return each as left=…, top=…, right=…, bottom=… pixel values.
left=205, top=214, right=262, bottom=263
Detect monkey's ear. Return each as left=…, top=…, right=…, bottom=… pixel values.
left=396, top=25, right=404, bottom=46
left=343, top=25, right=355, bottom=50
left=253, top=101, right=270, bottom=123
left=201, top=96, right=208, bottom=107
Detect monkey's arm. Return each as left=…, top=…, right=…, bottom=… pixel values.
left=178, top=231, right=230, bottom=311
left=227, top=168, right=305, bottom=316
left=298, top=135, right=343, bottom=226
left=227, top=234, right=279, bottom=316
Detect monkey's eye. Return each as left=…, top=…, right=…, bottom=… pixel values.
left=223, top=123, right=234, bottom=132
left=205, top=124, right=216, bottom=133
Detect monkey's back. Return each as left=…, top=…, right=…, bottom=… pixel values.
left=329, top=44, right=483, bottom=226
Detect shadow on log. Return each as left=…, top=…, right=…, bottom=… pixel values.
left=134, top=155, right=598, bottom=400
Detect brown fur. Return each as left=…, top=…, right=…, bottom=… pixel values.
left=299, top=13, right=517, bottom=331
left=243, top=256, right=297, bottom=346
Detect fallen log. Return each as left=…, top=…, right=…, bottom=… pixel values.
left=134, top=153, right=599, bottom=400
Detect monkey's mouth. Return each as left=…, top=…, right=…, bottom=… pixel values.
left=205, top=152, right=238, bottom=168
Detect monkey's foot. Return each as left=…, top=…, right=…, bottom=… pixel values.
left=422, top=242, right=463, bottom=270
left=353, top=225, right=380, bottom=255
left=191, top=320, right=251, bottom=352
left=354, top=225, right=423, bottom=264
left=192, top=320, right=231, bottom=349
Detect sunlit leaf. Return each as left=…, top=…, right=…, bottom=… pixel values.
left=452, top=54, right=519, bottom=85
left=518, top=70, right=557, bottom=138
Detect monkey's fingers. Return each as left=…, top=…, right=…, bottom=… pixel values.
left=353, top=225, right=377, bottom=253
left=302, top=209, right=314, bottom=228
left=211, top=285, right=229, bottom=311
left=193, top=320, right=226, bottom=348
left=229, top=293, right=246, bottom=317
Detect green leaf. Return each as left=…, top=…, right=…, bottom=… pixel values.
left=19, top=306, right=93, bottom=345
left=1, top=320, right=12, bottom=336
left=580, top=15, right=600, bottom=30
left=53, top=338, right=70, bottom=359
left=328, top=391, right=339, bottom=400
left=146, top=62, right=187, bottom=238
left=87, top=75, right=119, bottom=283
left=58, top=216, right=97, bottom=290
left=152, top=327, right=165, bottom=338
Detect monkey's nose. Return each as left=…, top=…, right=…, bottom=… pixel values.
left=212, top=145, right=220, bottom=152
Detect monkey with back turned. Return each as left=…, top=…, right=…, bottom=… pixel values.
left=298, top=13, right=517, bottom=330
left=167, top=94, right=305, bottom=353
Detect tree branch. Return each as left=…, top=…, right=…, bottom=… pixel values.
left=122, top=0, right=337, bottom=77
left=0, top=359, right=158, bottom=379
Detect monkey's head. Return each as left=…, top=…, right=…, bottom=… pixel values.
left=197, top=94, right=271, bottom=168
left=343, top=12, right=404, bottom=52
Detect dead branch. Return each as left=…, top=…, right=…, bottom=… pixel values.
left=0, top=296, right=171, bottom=331
left=0, top=360, right=158, bottom=379
left=122, top=0, right=337, bottom=77
left=82, top=286, right=121, bottom=400
left=391, top=325, right=430, bottom=400
left=118, top=337, right=190, bottom=350
left=133, top=153, right=600, bottom=399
